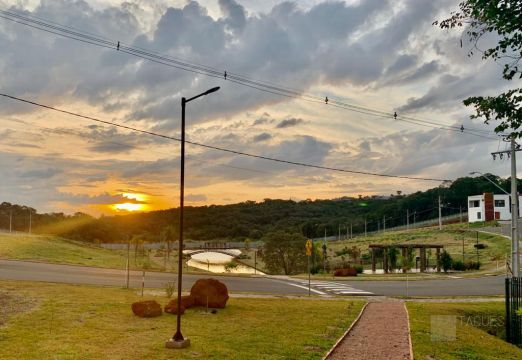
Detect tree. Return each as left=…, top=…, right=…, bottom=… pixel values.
left=436, top=1, right=522, bottom=137
left=387, top=246, right=400, bottom=272
left=401, top=246, right=415, bottom=273
left=260, top=231, right=307, bottom=275
left=160, top=225, right=177, bottom=260
left=438, top=250, right=453, bottom=273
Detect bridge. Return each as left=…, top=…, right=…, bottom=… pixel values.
left=183, top=249, right=242, bottom=257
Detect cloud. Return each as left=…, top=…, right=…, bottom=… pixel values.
left=276, top=118, right=304, bottom=128
left=397, top=64, right=506, bottom=113
left=252, top=132, right=272, bottom=142
left=56, top=192, right=149, bottom=205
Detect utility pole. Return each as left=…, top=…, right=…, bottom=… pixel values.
left=460, top=206, right=463, bottom=223
left=413, top=211, right=416, bottom=228
left=438, top=196, right=442, bottom=230
left=364, top=219, right=367, bottom=237
left=407, top=209, right=410, bottom=230
left=511, top=138, right=520, bottom=277
left=350, top=223, right=353, bottom=239
left=383, top=216, right=386, bottom=232
left=492, top=138, right=521, bottom=277
left=9, top=210, right=12, bottom=233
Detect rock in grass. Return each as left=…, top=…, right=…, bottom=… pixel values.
left=131, top=300, right=162, bottom=317
left=164, top=295, right=194, bottom=315
left=190, top=278, right=229, bottom=308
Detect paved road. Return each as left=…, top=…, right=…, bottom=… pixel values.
left=0, top=259, right=308, bottom=295
left=0, top=259, right=505, bottom=297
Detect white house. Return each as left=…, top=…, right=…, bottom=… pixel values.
left=468, top=193, right=522, bottom=222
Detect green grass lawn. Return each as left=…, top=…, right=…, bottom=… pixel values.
left=407, top=301, right=522, bottom=360
left=0, top=280, right=364, bottom=360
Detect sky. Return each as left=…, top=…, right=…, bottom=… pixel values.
left=0, top=0, right=519, bottom=216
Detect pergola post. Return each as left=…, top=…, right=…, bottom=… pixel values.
left=401, top=247, right=407, bottom=273
left=420, top=247, right=426, bottom=272
left=383, top=248, right=388, bottom=274
left=371, top=248, right=376, bottom=273
left=436, top=247, right=441, bottom=272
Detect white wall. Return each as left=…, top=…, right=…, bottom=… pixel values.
left=468, top=194, right=522, bottom=222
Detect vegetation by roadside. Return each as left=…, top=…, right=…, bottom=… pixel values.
left=326, top=227, right=509, bottom=274
left=0, top=280, right=364, bottom=360
left=407, top=301, right=522, bottom=360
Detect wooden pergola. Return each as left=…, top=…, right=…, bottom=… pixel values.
left=368, top=244, right=444, bottom=273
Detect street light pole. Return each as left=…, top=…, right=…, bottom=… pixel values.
left=167, top=86, right=220, bottom=350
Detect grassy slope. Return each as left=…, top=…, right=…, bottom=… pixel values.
left=407, top=302, right=522, bottom=360
left=0, top=233, right=253, bottom=275
left=0, top=233, right=129, bottom=268
left=0, top=280, right=364, bottom=360
left=328, top=226, right=510, bottom=272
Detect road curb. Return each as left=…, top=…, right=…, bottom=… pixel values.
left=404, top=302, right=414, bottom=360
left=322, top=302, right=368, bottom=360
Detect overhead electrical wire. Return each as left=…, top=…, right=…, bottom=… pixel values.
left=0, top=93, right=451, bottom=182
left=0, top=8, right=501, bottom=140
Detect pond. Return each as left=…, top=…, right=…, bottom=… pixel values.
left=184, top=250, right=264, bottom=275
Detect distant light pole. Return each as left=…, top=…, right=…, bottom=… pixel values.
left=166, top=86, right=220, bottom=350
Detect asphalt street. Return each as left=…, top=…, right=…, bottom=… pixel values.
left=0, top=259, right=505, bottom=297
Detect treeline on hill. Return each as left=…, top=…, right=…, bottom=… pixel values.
left=0, top=174, right=519, bottom=243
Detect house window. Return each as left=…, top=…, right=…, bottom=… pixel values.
left=469, top=200, right=480, bottom=208
left=495, top=199, right=506, bottom=207
left=477, top=212, right=482, bottom=219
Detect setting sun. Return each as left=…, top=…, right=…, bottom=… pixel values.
left=113, top=202, right=144, bottom=212
left=110, top=193, right=149, bottom=212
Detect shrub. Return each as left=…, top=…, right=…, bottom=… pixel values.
left=353, top=265, right=364, bottom=274
left=334, top=268, right=358, bottom=277
left=335, top=247, right=349, bottom=257
left=438, top=250, right=453, bottom=273
left=164, top=281, right=176, bottom=298
left=452, top=260, right=465, bottom=271
left=465, top=261, right=481, bottom=270
left=224, top=261, right=239, bottom=272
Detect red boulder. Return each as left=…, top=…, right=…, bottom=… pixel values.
left=190, top=278, right=229, bottom=308
left=131, top=300, right=162, bottom=317
left=164, top=295, right=194, bottom=315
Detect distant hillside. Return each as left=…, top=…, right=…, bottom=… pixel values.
left=1, top=174, right=519, bottom=243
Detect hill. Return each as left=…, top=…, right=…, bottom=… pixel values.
left=0, top=174, right=519, bottom=243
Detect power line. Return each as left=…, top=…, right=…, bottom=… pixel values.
left=0, top=8, right=501, bottom=140
left=0, top=92, right=450, bottom=182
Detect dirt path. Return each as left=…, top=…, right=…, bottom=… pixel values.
left=326, top=301, right=412, bottom=360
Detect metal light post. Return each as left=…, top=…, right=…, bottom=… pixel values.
left=166, top=86, right=220, bottom=350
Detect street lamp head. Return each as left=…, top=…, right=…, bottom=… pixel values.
left=203, top=86, right=220, bottom=95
